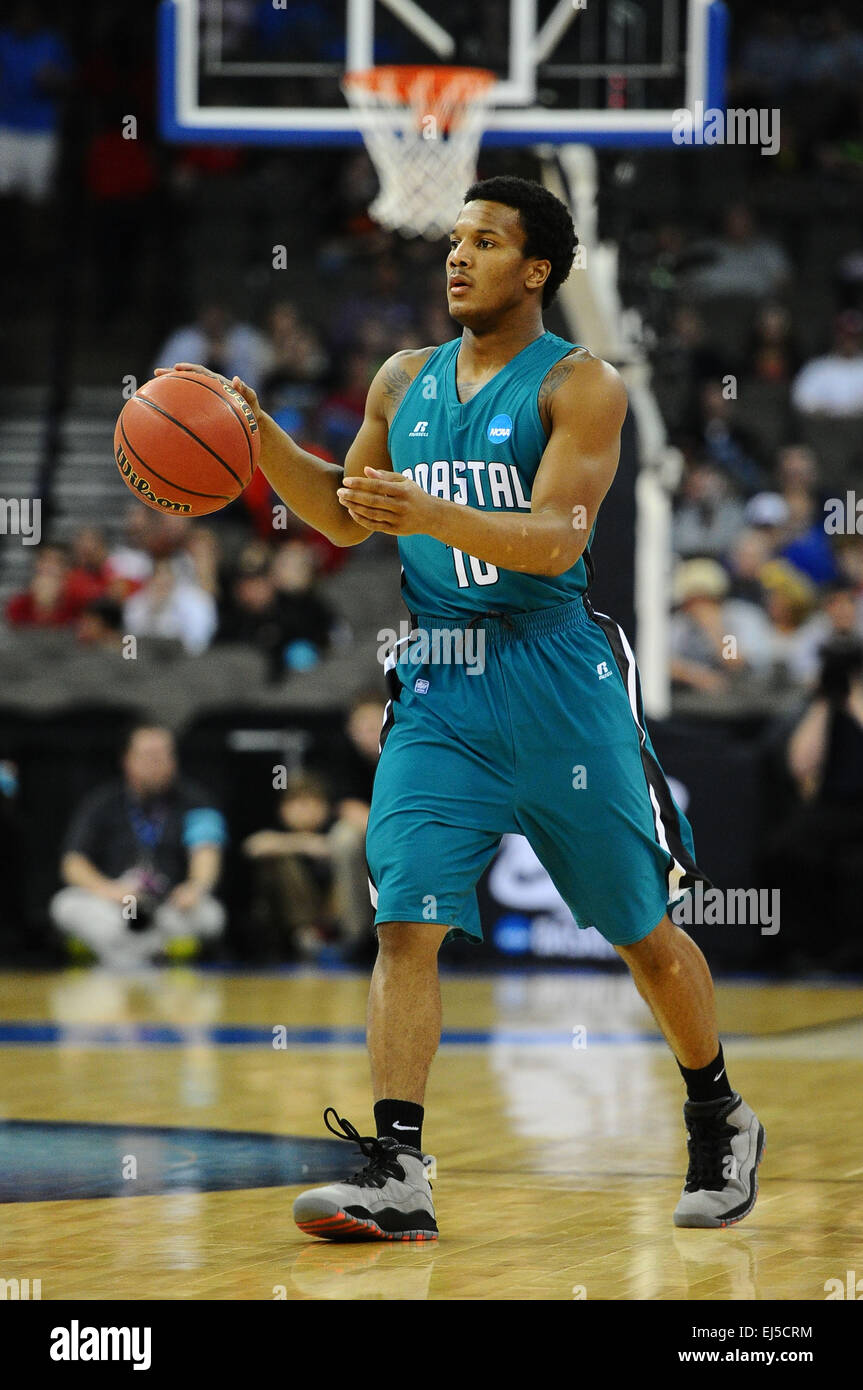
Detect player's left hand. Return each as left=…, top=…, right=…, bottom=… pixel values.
left=337, top=468, right=435, bottom=536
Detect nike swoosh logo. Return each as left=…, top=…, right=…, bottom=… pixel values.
left=713, top=1067, right=726, bottom=1082
left=392, top=1122, right=419, bottom=1131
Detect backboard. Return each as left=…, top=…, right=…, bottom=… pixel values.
left=159, top=0, right=727, bottom=148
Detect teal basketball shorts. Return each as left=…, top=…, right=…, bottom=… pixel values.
left=366, top=597, right=709, bottom=947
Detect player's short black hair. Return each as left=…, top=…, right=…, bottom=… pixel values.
left=461, top=175, right=578, bottom=307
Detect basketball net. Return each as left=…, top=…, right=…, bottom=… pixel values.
left=341, top=66, right=497, bottom=240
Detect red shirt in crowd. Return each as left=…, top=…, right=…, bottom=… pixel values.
left=5, top=570, right=104, bottom=628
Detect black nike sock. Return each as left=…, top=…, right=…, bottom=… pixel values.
left=677, top=1044, right=734, bottom=1104
left=374, top=1099, right=424, bottom=1150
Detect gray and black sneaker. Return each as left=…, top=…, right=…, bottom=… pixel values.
left=674, top=1092, right=766, bottom=1228
left=293, top=1109, right=438, bottom=1243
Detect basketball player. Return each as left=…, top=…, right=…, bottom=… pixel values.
left=161, top=175, right=764, bottom=1240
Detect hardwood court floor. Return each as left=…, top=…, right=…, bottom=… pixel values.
left=0, top=967, right=861, bottom=1301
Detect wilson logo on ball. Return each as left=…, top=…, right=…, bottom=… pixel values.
left=113, top=370, right=259, bottom=518
left=115, top=446, right=192, bottom=513
left=223, top=384, right=259, bottom=433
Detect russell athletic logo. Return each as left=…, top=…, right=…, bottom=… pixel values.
left=409, top=420, right=429, bottom=437
left=487, top=413, right=513, bottom=442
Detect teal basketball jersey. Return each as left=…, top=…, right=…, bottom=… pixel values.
left=387, top=330, right=596, bottom=620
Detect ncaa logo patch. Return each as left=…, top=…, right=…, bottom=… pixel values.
left=487, top=413, right=513, bottom=443
left=414, top=678, right=430, bottom=694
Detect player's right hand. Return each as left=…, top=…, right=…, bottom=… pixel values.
left=154, top=362, right=261, bottom=418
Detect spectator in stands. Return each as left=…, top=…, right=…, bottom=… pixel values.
left=323, top=691, right=382, bottom=816
left=684, top=204, right=790, bottom=301
left=107, top=505, right=157, bottom=595
left=69, top=526, right=112, bottom=598
left=790, top=579, right=863, bottom=686
left=696, top=380, right=767, bottom=494
left=216, top=543, right=333, bottom=678
left=243, top=771, right=338, bottom=960
left=154, top=301, right=271, bottom=393
left=762, top=634, right=863, bottom=969
left=184, top=525, right=222, bottom=598
left=743, top=490, right=790, bottom=542
left=791, top=309, right=863, bottom=417
left=307, top=690, right=383, bottom=958
left=669, top=557, right=773, bottom=694
left=765, top=447, right=838, bottom=582
left=726, top=526, right=776, bottom=605
left=143, top=513, right=215, bottom=592
left=123, top=557, right=217, bottom=655
left=834, top=535, right=863, bottom=621
left=243, top=745, right=377, bottom=960
left=746, top=302, right=800, bottom=385
left=775, top=443, right=820, bottom=493
left=758, top=559, right=818, bottom=684
left=653, top=305, right=726, bottom=436
left=216, top=545, right=285, bottom=675
left=5, top=543, right=101, bottom=629
left=270, top=540, right=339, bottom=667
left=0, top=2, right=72, bottom=208
left=51, top=725, right=227, bottom=967
left=673, top=460, right=746, bottom=559
left=260, top=300, right=332, bottom=415
left=76, top=596, right=125, bottom=651
left=777, top=483, right=839, bottom=586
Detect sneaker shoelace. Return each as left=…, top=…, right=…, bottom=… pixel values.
left=323, top=1107, right=407, bottom=1189
left=684, top=1110, right=738, bottom=1192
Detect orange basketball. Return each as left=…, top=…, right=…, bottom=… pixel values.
left=113, top=371, right=260, bottom=517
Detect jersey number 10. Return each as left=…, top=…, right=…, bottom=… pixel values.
left=452, top=548, right=499, bottom=588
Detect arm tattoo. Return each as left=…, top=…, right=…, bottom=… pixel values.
left=381, top=358, right=414, bottom=412
left=538, top=354, right=579, bottom=430
left=379, top=349, right=436, bottom=418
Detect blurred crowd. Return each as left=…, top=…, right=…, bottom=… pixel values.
left=5, top=1, right=863, bottom=705
left=46, top=696, right=383, bottom=968
left=2, top=0, right=863, bottom=967
left=3, top=505, right=347, bottom=681
left=636, top=201, right=863, bottom=703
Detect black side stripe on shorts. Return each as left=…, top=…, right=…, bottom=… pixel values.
left=367, top=636, right=409, bottom=908
left=584, top=598, right=712, bottom=899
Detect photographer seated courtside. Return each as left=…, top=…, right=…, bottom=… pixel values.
left=50, top=725, right=227, bottom=967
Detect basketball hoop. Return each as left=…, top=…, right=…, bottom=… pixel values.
left=341, top=66, right=497, bottom=240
